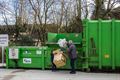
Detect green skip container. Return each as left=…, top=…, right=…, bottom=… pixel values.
left=83, top=19, right=120, bottom=70
left=6, top=46, right=48, bottom=69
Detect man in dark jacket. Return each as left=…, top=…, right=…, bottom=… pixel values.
left=67, top=40, right=77, bottom=74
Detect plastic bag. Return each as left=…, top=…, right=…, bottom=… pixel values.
left=57, top=38, right=67, bottom=48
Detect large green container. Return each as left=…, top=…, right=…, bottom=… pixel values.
left=6, top=46, right=48, bottom=69
left=46, top=33, right=83, bottom=69
left=83, top=19, right=120, bottom=70
left=6, top=33, right=83, bottom=70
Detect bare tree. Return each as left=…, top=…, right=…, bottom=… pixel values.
left=91, top=0, right=120, bottom=19
left=28, top=0, right=54, bottom=45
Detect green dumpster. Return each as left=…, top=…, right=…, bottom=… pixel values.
left=6, top=46, right=48, bottom=69
left=45, top=33, right=83, bottom=69
left=83, top=19, right=120, bottom=70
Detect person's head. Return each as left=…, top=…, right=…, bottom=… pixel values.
left=68, top=40, right=73, bottom=44
left=66, top=40, right=73, bottom=47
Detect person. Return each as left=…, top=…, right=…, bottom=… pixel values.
left=51, top=50, right=57, bottom=72
left=67, top=40, right=77, bottom=74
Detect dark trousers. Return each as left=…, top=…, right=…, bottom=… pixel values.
left=70, top=58, right=76, bottom=72
left=51, top=53, right=56, bottom=71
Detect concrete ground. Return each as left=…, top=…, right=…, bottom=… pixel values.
left=0, top=68, right=120, bottom=80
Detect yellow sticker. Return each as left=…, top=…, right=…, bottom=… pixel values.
left=104, top=54, right=110, bottom=58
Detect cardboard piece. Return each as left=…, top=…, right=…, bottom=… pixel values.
left=53, top=49, right=66, bottom=68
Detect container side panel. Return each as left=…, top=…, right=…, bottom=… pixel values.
left=48, top=33, right=57, bottom=42
left=88, top=21, right=99, bottom=66
left=44, top=49, right=52, bottom=68
left=56, top=33, right=82, bottom=43
left=18, top=58, right=42, bottom=68
left=8, top=60, right=16, bottom=68
left=101, top=22, right=112, bottom=66
left=20, top=49, right=43, bottom=58
left=115, top=21, right=120, bottom=67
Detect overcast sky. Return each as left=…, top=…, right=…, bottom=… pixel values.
left=0, top=0, right=120, bottom=25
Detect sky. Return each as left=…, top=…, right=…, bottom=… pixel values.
left=0, top=0, right=120, bottom=25
left=0, top=0, right=15, bottom=25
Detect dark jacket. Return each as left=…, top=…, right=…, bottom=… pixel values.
left=68, top=44, right=77, bottom=59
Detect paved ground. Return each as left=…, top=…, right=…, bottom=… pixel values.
left=0, top=68, right=120, bottom=80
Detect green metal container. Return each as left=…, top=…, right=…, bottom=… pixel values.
left=6, top=46, right=48, bottom=69
left=6, top=33, right=83, bottom=70
left=46, top=33, right=83, bottom=69
left=6, top=20, right=120, bottom=71
left=83, top=19, right=120, bottom=70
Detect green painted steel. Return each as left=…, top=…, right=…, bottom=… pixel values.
left=47, top=33, right=82, bottom=44
left=84, top=20, right=120, bottom=69
left=115, top=20, right=120, bottom=67
left=46, top=33, right=83, bottom=69
left=6, top=46, right=48, bottom=69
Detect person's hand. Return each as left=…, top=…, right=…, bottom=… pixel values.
left=62, top=53, right=68, bottom=58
